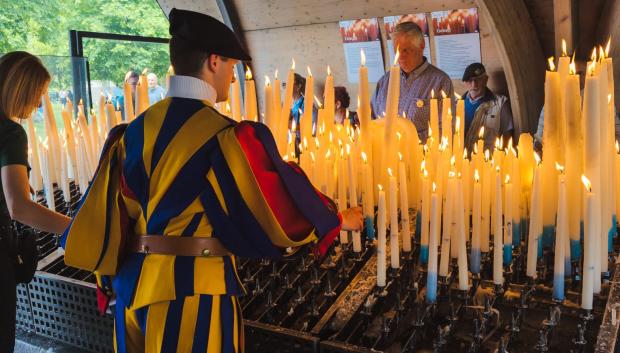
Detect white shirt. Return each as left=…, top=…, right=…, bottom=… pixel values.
left=166, top=75, right=217, bottom=104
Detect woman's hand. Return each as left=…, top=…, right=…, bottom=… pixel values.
left=340, top=207, right=364, bottom=231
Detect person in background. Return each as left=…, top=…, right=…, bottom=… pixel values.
left=118, top=70, right=139, bottom=121
left=461, top=62, right=514, bottom=154
left=0, top=51, right=71, bottom=352
left=334, top=86, right=359, bottom=127
left=371, top=21, right=453, bottom=142
left=147, top=72, right=166, bottom=105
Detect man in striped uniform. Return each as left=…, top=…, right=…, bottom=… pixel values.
left=62, top=9, right=363, bottom=353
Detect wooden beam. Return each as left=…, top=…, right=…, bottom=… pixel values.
left=553, top=0, right=575, bottom=56
left=475, top=0, right=546, bottom=135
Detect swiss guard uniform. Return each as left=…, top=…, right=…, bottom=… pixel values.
left=61, top=9, right=342, bottom=353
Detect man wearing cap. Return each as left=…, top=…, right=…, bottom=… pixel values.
left=371, top=21, right=453, bottom=143
left=62, top=9, right=362, bottom=353
left=462, top=62, right=514, bottom=153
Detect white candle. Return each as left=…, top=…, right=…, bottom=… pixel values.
left=377, top=184, right=387, bottom=287
left=471, top=170, right=482, bottom=274
left=278, top=60, right=296, bottom=152
left=481, top=151, right=491, bottom=253
left=493, top=170, right=504, bottom=285
left=324, top=67, right=335, bottom=134
left=263, top=76, right=275, bottom=130
left=527, top=154, right=543, bottom=279
left=135, top=70, right=149, bottom=117
left=565, top=66, right=583, bottom=259
left=338, top=149, right=348, bottom=244
left=504, top=173, right=513, bottom=267
left=388, top=168, right=400, bottom=269
left=244, top=66, right=258, bottom=121
left=25, top=118, right=43, bottom=192
left=361, top=152, right=374, bottom=219
left=456, top=175, right=469, bottom=290
left=426, top=182, right=439, bottom=303
left=554, top=164, right=567, bottom=301
left=42, top=93, right=61, bottom=184
left=421, top=168, right=430, bottom=264
left=348, top=147, right=361, bottom=253
left=430, top=90, right=439, bottom=145
left=273, top=70, right=282, bottom=127
left=582, top=175, right=595, bottom=310
left=398, top=154, right=411, bottom=252
left=39, top=142, right=55, bottom=211
left=302, top=67, right=314, bottom=140
left=123, top=80, right=135, bottom=121
left=440, top=91, right=452, bottom=147
left=359, top=50, right=372, bottom=171
left=440, top=172, right=455, bottom=277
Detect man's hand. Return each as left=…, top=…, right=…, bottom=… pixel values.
left=341, top=207, right=363, bottom=231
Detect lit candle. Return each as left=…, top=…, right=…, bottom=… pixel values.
left=302, top=67, right=314, bottom=140
left=493, top=169, right=504, bottom=285
left=244, top=66, right=258, bottom=121
left=348, top=146, right=361, bottom=253
left=421, top=168, right=430, bottom=264
left=554, top=163, right=567, bottom=301
left=503, top=174, right=513, bottom=267
left=263, top=76, right=275, bottom=130
left=384, top=50, right=400, bottom=186
left=462, top=151, right=471, bottom=241
left=135, top=69, right=150, bottom=117
left=455, top=92, right=465, bottom=152
left=430, top=89, right=439, bottom=145
left=398, top=153, right=411, bottom=252
left=377, top=184, right=387, bottom=287
left=25, top=118, right=43, bottom=192
left=39, top=141, right=55, bottom=211
left=359, top=50, right=372, bottom=170
left=388, top=168, right=400, bottom=269
left=325, top=149, right=335, bottom=199
left=338, top=148, right=348, bottom=244
left=278, top=59, right=296, bottom=152
left=231, top=70, right=242, bottom=121
left=323, top=66, right=335, bottom=133
left=426, top=182, right=439, bottom=303
left=123, top=79, right=135, bottom=121
left=440, top=172, right=455, bottom=277
left=42, top=93, right=61, bottom=184
left=527, top=153, right=543, bottom=279
left=59, top=140, right=71, bottom=203
left=456, top=174, right=469, bottom=290
left=440, top=90, right=452, bottom=147
left=273, top=69, right=282, bottom=128
left=481, top=150, right=491, bottom=253
left=582, top=175, right=595, bottom=310
left=361, top=152, right=375, bottom=239
left=471, top=169, right=482, bottom=274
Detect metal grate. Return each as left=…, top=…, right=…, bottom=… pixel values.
left=244, top=320, right=318, bottom=353
left=15, top=283, right=35, bottom=332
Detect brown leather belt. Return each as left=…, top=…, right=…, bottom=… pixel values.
left=129, top=235, right=231, bottom=257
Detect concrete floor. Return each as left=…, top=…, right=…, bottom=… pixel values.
left=15, top=330, right=91, bottom=353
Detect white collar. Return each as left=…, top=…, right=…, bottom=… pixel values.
left=166, top=75, right=217, bottom=104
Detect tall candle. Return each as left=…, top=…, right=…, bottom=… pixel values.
left=324, top=67, right=335, bottom=133
left=441, top=91, right=452, bottom=147
left=377, top=184, right=387, bottom=287
left=582, top=175, right=595, bottom=310
left=440, top=173, right=455, bottom=277
left=430, top=90, right=439, bottom=145
left=123, top=80, right=135, bottom=121
left=59, top=141, right=71, bottom=203
left=384, top=51, right=400, bottom=186
left=493, top=170, right=504, bottom=285
left=462, top=153, right=471, bottom=241
left=471, top=170, right=482, bottom=274
left=553, top=164, right=567, bottom=301
left=25, top=118, right=43, bottom=192
left=244, top=66, right=258, bottom=121
left=361, top=152, right=375, bottom=239
left=583, top=62, right=602, bottom=293
left=426, top=183, right=439, bottom=303
left=504, top=174, right=513, bottom=267
left=278, top=60, right=296, bottom=152
left=302, top=67, right=314, bottom=140
left=338, top=150, right=348, bottom=244
left=135, top=70, right=149, bottom=117
left=421, top=169, right=430, bottom=264
left=42, top=93, right=61, bottom=184
left=481, top=152, right=491, bottom=253
left=231, top=70, right=242, bottom=121
left=598, top=57, right=612, bottom=266
left=349, top=147, right=361, bottom=253
left=398, top=154, right=411, bottom=252
left=39, top=142, right=55, bottom=211
left=527, top=154, right=543, bottom=279
left=455, top=93, right=465, bottom=152
left=263, top=76, right=275, bottom=130
left=273, top=69, right=282, bottom=128
left=456, top=175, right=468, bottom=290
left=359, top=50, right=372, bottom=169
left=565, top=65, right=582, bottom=260
left=388, top=168, right=400, bottom=269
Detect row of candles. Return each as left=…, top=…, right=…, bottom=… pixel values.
left=225, top=39, right=619, bottom=310
left=26, top=38, right=619, bottom=313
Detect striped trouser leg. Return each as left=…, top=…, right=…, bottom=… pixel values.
left=114, top=294, right=243, bottom=353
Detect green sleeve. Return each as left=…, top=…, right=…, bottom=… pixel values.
left=0, top=121, right=29, bottom=168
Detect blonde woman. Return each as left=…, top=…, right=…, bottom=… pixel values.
left=0, top=51, right=71, bottom=351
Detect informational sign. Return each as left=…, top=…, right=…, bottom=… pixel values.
left=384, top=14, right=431, bottom=66
left=339, top=19, right=385, bottom=83
left=431, top=8, right=481, bottom=79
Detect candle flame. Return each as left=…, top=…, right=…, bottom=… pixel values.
left=291, top=58, right=296, bottom=70
left=440, top=90, right=447, bottom=99
left=588, top=61, right=596, bottom=76
left=325, top=149, right=332, bottom=159
left=534, top=151, right=541, bottom=165
left=307, top=66, right=312, bottom=77
left=225, top=102, right=231, bottom=113
left=432, top=182, right=437, bottom=192
left=496, top=166, right=500, bottom=173
left=303, top=137, right=308, bottom=149
left=397, top=152, right=403, bottom=162
left=360, top=49, right=366, bottom=67
left=245, top=66, right=253, bottom=80
left=581, top=175, right=591, bottom=192
left=548, top=57, right=556, bottom=72
left=450, top=155, right=455, bottom=167
left=423, top=169, right=428, bottom=178
left=310, top=151, right=315, bottom=162
left=474, top=169, right=480, bottom=182
left=291, top=119, right=297, bottom=132
left=505, top=175, right=511, bottom=184
left=484, top=149, right=490, bottom=161
left=141, top=68, right=148, bottom=76
left=431, top=89, right=435, bottom=99
left=421, top=160, right=426, bottom=172
left=555, top=162, right=565, bottom=173
left=265, top=76, right=271, bottom=86
left=283, top=155, right=289, bottom=162
left=455, top=116, right=461, bottom=134
left=387, top=168, right=393, bottom=177
left=346, top=143, right=351, bottom=156
left=495, top=137, right=501, bottom=149
left=599, top=46, right=605, bottom=61
left=463, top=148, right=468, bottom=160
left=454, top=92, right=462, bottom=100
left=473, top=143, right=478, bottom=154
left=378, top=184, right=383, bottom=192
left=616, top=140, right=619, bottom=153
left=396, top=131, right=402, bottom=141
left=591, top=47, right=598, bottom=62
left=609, top=94, right=612, bottom=104
left=569, top=61, right=576, bottom=75
left=327, top=65, right=332, bottom=76
left=394, top=46, right=400, bottom=65
left=606, top=38, right=611, bottom=57
left=478, top=126, right=485, bottom=139
left=449, top=171, right=456, bottom=178
left=362, top=151, right=367, bottom=163
left=357, top=95, right=361, bottom=109
left=428, top=127, right=433, bottom=137
left=562, top=39, right=568, bottom=56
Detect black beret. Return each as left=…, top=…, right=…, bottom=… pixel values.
left=462, top=62, right=486, bottom=82
left=169, top=8, right=251, bottom=61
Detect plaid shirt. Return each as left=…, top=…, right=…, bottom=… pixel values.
left=371, top=58, right=454, bottom=142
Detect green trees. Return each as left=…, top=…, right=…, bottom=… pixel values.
left=0, top=0, right=170, bottom=89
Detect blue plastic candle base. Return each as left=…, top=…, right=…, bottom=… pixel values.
left=503, top=244, right=512, bottom=266
left=580, top=221, right=584, bottom=243
left=542, top=225, right=555, bottom=248
left=570, top=239, right=581, bottom=261
left=420, top=245, right=429, bottom=264
left=425, top=271, right=437, bottom=303
left=513, top=221, right=522, bottom=247
left=470, top=248, right=481, bottom=274
left=364, top=217, right=375, bottom=240
left=538, top=235, right=543, bottom=258
left=552, top=273, right=565, bottom=302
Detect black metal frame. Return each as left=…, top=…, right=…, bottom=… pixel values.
left=68, top=30, right=169, bottom=113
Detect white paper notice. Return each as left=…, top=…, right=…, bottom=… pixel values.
left=339, top=19, right=384, bottom=83
left=384, top=14, right=431, bottom=65
left=431, top=8, right=481, bottom=79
